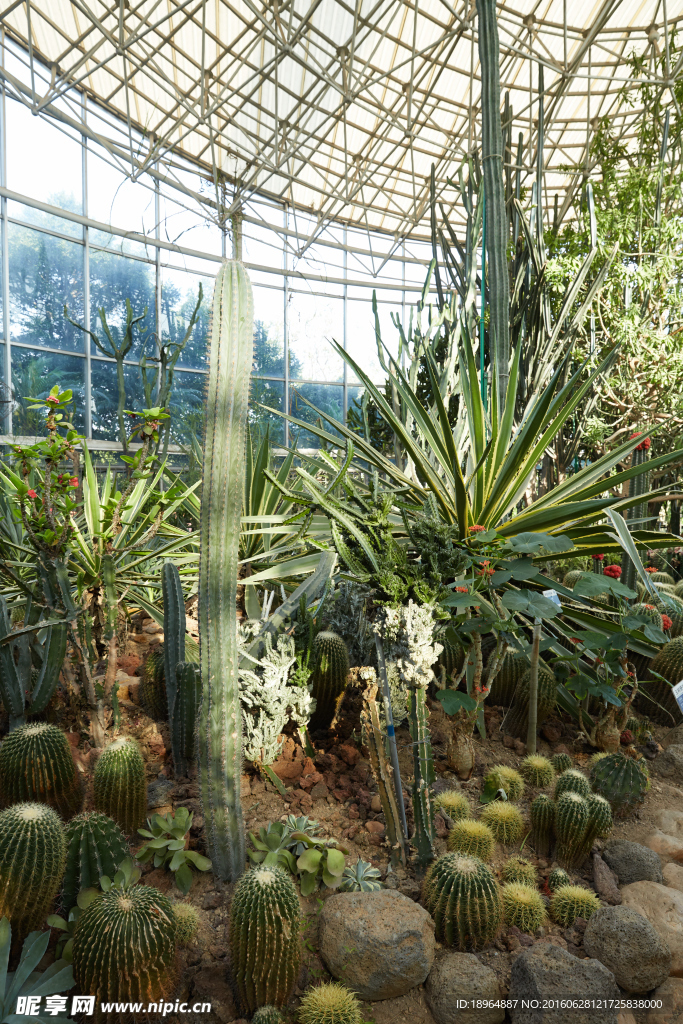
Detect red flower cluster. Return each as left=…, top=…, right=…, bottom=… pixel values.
left=592, top=553, right=605, bottom=561
left=644, top=603, right=655, bottom=611
left=620, top=730, right=634, bottom=745
left=603, top=564, right=622, bottom=578
left=455, top=586, right=469, bottom=593
left=46, top=395, right=59, bottom=405
left=662, top=614, right=673, bottom=631
left=569, top=637, right=581, bottom=644
left=26, top=489, right=37, bottom=499
left=630, top=432, right=651, bottom=451
left=469, top=524, right=486, bottom=533
left=477, top=560, right=495, bottom=577
left=645, top=566, right=657, bottom=573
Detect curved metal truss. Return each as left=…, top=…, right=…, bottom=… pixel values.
left=0, top=0, right=681, bottom=245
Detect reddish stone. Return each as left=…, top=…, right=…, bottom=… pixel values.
left=541, top=722, right=563, bottom=743
left=338, top=774, right=353, bottom=790
left=339, top=743, right=361, bottom=766
left=333, top=789, right=351, bottom=802
left=65, top=732, right=80, bottom=749
left=513, top=738, right=526, bottom=756
left=366, top=820, right=385, bottom=835
left=553, top=743, right=572, bottom=756
left=310, top=782, right=329, bottom=801
left=357, top=788, right=371, bottom=808
left=503, top=734, right=516, bottom=749
left=118, top=654, right=142, bottom=676
left=434, top=813, right=447, bottom=838
left=323, top=772, right=337, bottom=789
left=301, top=756, right=316, bottom=777
left=353, top=763, right=371, bottom=784
left=368, top=835, right=384, bottom=847
left=348, top=806, right=360, bottom=819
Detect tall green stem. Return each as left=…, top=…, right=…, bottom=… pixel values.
left=526, top=618, right=542, bottom=753
left=622, top=445, right=649, bottom=592
left=197, top=260, right=254, bottom=882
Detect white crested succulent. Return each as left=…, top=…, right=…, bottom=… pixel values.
left=373, top=601, right=442, bottom=724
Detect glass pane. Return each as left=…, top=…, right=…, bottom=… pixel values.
left=288, top=293, right=343, bottom=382
left=89, top=249, right=156, bottom=360
left=90, top=360, right=145, bottom=443
left=158, top=195, right=222, bottom=257
left=11, top=350, right=86, bottom=435
left=346, top=300, right=400, bottom=384
left=289, top=383, right=343, bottom=449
left=253, top=285, right=285, bottom=378
left=160, top=268, right=211, bottom=370
left=87, top=147, right=156, bottom=252
left=5, top=98, right=83, bottom=217
left=243, top=221, right=284, bottom=269
left=250, top=379, right=284, bottom=445
left=167, top=369, right=208, bottom=447
left=9, top=224, right=85, bottom=352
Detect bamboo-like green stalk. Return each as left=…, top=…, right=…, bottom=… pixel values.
left=526, top=618, right=542, bottom=753
left=476, top=0, right=509, bottom=416
left=622, top=446, right=649, bottom=592
left=197, top=260, right=254, bottom=882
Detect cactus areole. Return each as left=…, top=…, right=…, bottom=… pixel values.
left=197, top=260, right=254, bottom=881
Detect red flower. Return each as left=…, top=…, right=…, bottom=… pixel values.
left=46, top=395, right=59, bottom=404
left=469, top=524, right=486, bottom=533
left=455, top=586, right=468, bottom=593
left=645, top=566, right=657, bottom=573
left=569, top=637, right=581, bottom=644
left=592, top=553, right=605, bottom=561
left=69, top=477, right=78, bottom=487
left=477, top=560, right=495, bottom=577
left=644, top=604, right=655, bottom=610
left=620, top=730, right=634, bottom=745
left=603, top=564, right=622, bottom=578
left=630, top=432, right=651, bottom=451
left=26, top=489, right=37, bottom=499
left=662, top=615, right=673, bottom=631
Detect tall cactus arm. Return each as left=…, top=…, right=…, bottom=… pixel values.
left=163, top=560, right=187, bottom=764
left=198, top=260, right=254, bottom=882
left=477, top=0, right=510, bottom=414
left=0, top=598, right=25, bottom=721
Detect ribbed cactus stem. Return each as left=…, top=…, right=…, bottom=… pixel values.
left=61, top=812, right=130, bottom=914
left=360, top=681, right=407, bottom=869
left=422, top=852, right=502, bottom=949
left=309, top=631, right=350, bottom=730
left=0, top=722, right=83, bottom=818
left=162, top=561, right=187, bottom=773
left=623, top=446, right=649, bottom=591
left=0, top=802, right=67, bottom=940
left=530, top=793, right=554, bottom=857
left=174, top=663, right=201, bottom=774
left=139, top=647, right=167, bottom=720
left=0, top=594, right=66, bottom=724
left=409, top=685, right=435, bottom=873
left=589, top=751, right=649, bottom=817
left=93, top=737, right=147, bottom=835
left=197, top=260, right=253, bottom=882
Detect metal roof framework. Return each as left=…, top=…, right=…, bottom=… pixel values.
left=0, top=0, right=681, bottom=258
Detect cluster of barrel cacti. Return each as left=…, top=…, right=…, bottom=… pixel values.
left=526, top=767, right=616, bottom=866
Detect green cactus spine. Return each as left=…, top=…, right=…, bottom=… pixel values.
left=447, top=819, right=495, bottom=861
left=0, top=802, right=66, bottom=939
left=622, top=444, right=649, bottom=591
left=93, top=737, right=147, bottom=835
left=577, top=794, right=613, bottom=861
left=139, top=647, right=167, bottom=720
left=409, top=685, right=436, bottom=873
left=554, top=792, right=589, bottom=868
left=309, top=631, right=350, bottom=730
left=72, top=883, right=177, bottom=1005
left=480, top=802, right=524, bottom=845
left=483, top=764, right=524, bottom=801
left=549, top=884, right=600, bottom=926
left=554, top=769, right=590, bottom=800
left=197, top=260, right=253, bottom=882
left=502, top=882, right=545, bottom=933
left=547, top=867, right=570, bottom=891
left=642, top=638, right=683, bottom=724
left=589, top=751, right=649, bottom=817
left=61, top=811, right=129, bottom=914
left=550, top=753, right=573, bottom=774
left=298, top=983, right=364, bottom=1024
left=172, top=662, right=201, bottom=774
left=503, top=663, right=556, bottom=740
left=172, top=902, right=200, bottom=946
left=252, top=1008, right=285, bottom=1024
left=501, top=857, right=536, bottom=885
left=0, top=722, right=83, bottom=819
left=422, top=852, right=502, bottom=949
left=520, top=755, right=555, bottom=788
left=530, top=793, right=554, bottom=857
left=229, top=864, right=301, bottom=1013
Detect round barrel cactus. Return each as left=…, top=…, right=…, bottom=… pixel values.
left=93, top=738, right=147, bottom=835
left=0, top=722, right=83, bottom=819
left=61, top=811, right=129, bottom=914
left=589, top=751, right=649, bottom=817
left=309, top=631, right=350, bottom=730
left=0, top=802, right=66, bottom=940
left=529, top=793, right=555, bottom=858
left=422, top=852, right=502, bottom=949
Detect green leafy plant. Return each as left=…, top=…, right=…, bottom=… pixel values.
left=0, top=917, right=74, bottom=1023
left=137, top=808, right=211, bottom=895
left=291, top=830, right=348, bottom=897
left=339, top=859, right=384, bottom=892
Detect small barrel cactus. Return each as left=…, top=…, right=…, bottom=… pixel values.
left=298, top=983, right=364, bottom=1024
left=520, top=755, right=555, bottom=788
left=172, top=902, right=200, bottom=946
left=651, top=571, right=675, bottom=585
left=73, top=881, right=177, bottom=1004
left=501, top=882, right=546, bottom=933
left=0, top=722, right=83, bottom=819
left=93, top=737, right=147, bottom=835
left=447, top=819, right=495, bottom=862
left=562, top=570, right=585, bottom=589
left=309, top=631, right=350, bottom=730
left=589, top=751, right=610, bottom=768
left=530, top=794, right=555, bottom=858
left=630, top=602, right=664, bottom=630
left=139, top=647, right=167, bottom=720
left=422, top=852, right=502, bottom=949
left=589, top=751, right=649, bottom=817
left=554, top=769, right=590, bottom=800
left=501, top=857, right=536, bottom=886
left=547, top=867, right=571, bottom=891
left=433, top=790, right=470, bottom=822
left=480, top=802, right=524, bottom=846
left=61, top=811, right=130, bottom=913
left=555, top=792, right=589, bottom=868
left=252, top=1008, right=285, bottom=1024
left=549, top=884, right=600, bottom=926
left=229, top=865, right=301, bottom=1013
left=0, top=802, right=66, bottom=939
left=483, top=765, right=525, bottom=802
left=339, top=859, right=383, bottom=892
left=550, top=753, right=573, bottom=774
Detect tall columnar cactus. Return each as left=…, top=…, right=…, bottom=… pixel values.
left=93, top=737, right=147, bottom=835
left=409, top=685, right=436, bottom=872
left=622, top=440, right=650, bottom=591
left=61, top=811, right=129, bottom=914
left=0, top=802, right=66, bottom=939
left=576, top=794, right=613, bottom=861
left=422, top=852, right=502, bottom=949
left=502, top=664, right=556, bottom=740
left=554, top=792, right=589, bottom=868
left=229, top=864, right=301, bottom=1013
left=173, top=663, right=202, bottom=774
left=0, top=595, right=67, bottom=727
left=530, top=794, right=554, bottom=857
left=476, top=0, right=509, bottom=412
left=0, top=722, right=83, bottom=819
left=589, top=751, right=649, bottom=817
left=309, top=630, right=350, bottom=730
left=72, top=882, right=177, bottom=1005
left=139, top=647, right=167, bottom=721
left=162, top=561, right=197, bottom=775
left=197, top=260, right=253, bottom=882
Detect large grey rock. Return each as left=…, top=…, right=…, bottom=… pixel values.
left=426, top=953, right=504, bottom=1024
left=592, top=854, right=621, bottom=905
left=319, top=889, right=435, bottom=1000
left=656, top=745, right=683, bottom=785
left=583, top=905, right=671, bottom=993
left=646, top=977, right=683, bottom=1022
left=509, top=943, right=620, bottom=1024
left=621, top=881, right=683, bottom=976
left=604, top=839, right=663, bottom=885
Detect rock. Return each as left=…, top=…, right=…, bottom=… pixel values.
left=655, top=745, right=683, bottom=784
left=541, top=721, right=562, bottom=743
left=371, top=795, right=382, bottom=812
left=646, top=977, right=683, bottom=1023
left=118, top=654, right=142, bottom=675
left=201, top=891, right=222, bottom=910
left=654, top=808, right=683, bottom=838
left=645, top=831, right=683, bottom=866
left=592, top=854, right=622, bottom=905
left=191, top=967, right=237, bottom=1024
left=338, top=743, right=360, bottom=766
left=365, top=820, right=384, bottom=835
left=147, top=777, right=174, bottom=810
left=583, top=905, right=671, bottom=993
left=509, top=943, right=620, bottom=1023
left=426, top=952, right=504, bottom=1024
left=661, top=724, right=683, bottom=750
left=604, top=839, right=664, bottom=884
left=621, top=881, right=683, bottom=975
left=618, top=1015, right=637, bottom=1024
left=663, top=862, right=683, bottom=892
left=127, top=680, right=141, bottom=704
left=310, top=782, right=329, bottom=801
left=319, top=890, right=435, bottom=999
